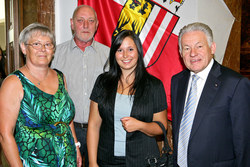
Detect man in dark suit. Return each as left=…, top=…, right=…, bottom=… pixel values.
left=171, top=22, right=250, bottom=167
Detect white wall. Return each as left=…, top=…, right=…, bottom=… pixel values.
left=0, top=23, right=6, bottom=50
left=0, top=0, right=6, bottom=50
left=0, top=0, right=5, bottom=21
left=55, top=0, right=77, bottom=45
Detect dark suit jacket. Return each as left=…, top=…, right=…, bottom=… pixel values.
left=171, top=60, right=250, bottom=167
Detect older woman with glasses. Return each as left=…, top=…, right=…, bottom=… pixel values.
left=0, top=23, right=82, bottom=166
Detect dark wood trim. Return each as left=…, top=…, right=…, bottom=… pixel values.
left=5, top=0, right=10, bottom=74
left=13, top=0, right=20, bottom=70
left=5, top=0, right=21, bottom=74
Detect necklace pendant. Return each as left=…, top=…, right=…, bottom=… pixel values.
left=25, top=65, right=49, bottom=86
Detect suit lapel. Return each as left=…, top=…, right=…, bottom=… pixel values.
left=189, top=61, right=222, bottom=139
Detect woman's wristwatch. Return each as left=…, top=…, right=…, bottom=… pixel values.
left=75, top=141, right=81, bottom=148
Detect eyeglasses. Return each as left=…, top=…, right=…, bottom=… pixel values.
left=25, top=42, right=54, bottom=50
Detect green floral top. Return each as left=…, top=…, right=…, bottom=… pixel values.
left=13, top=69, right=76, bottom=166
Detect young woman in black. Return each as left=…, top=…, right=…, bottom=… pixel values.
left=87, top=30, right=168, bottom=167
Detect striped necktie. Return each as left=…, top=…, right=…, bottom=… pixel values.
left=177, top=74, right=199, bottom=167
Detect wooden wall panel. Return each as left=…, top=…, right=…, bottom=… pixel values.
left=22, top=0, right=38, bottom=28
left=240, top=0, right=250, bottom=79
left=37, top=0, right=55, bottom=33
left=223, top=0, right=242, bottom=73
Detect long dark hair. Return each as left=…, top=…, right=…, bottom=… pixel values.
left=102, top=30, right=149, bottom=103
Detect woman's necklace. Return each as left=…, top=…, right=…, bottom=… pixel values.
left=25, top=65, right=49, bottom=85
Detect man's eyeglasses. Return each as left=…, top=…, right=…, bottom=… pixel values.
left=25, top=42, right=54, bottom=50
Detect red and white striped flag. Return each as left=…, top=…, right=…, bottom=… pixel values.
left=138, top=3, right=179, bottom=68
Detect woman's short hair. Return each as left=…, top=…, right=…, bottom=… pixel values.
left=178, top=22, right=213, bottom=53
left=19, top=23, right=55, bottom=48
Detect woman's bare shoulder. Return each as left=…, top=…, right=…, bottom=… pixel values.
left=0, top=74, right=23, bottom=100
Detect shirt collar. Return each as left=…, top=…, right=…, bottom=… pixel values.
left=191, top=58, right=214, bottom=81
left=69, top=37, right=97, bottom=53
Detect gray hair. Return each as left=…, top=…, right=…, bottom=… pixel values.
left=19, top=23, right=55, bottom=47
left=72, top=5, right=97, bottom=20
left=178, top=22, right=213, bottom=53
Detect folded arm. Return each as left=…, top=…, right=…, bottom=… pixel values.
left=121, top=109, right=168, bottom=136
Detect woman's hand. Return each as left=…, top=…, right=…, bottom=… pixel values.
left=121, top=110, right=167, bottom=136
left=121, top=117, right=142, bottom=132
left=76, top=148, right=82, bottom=167
left=69, top=117, right=82, bottom=166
